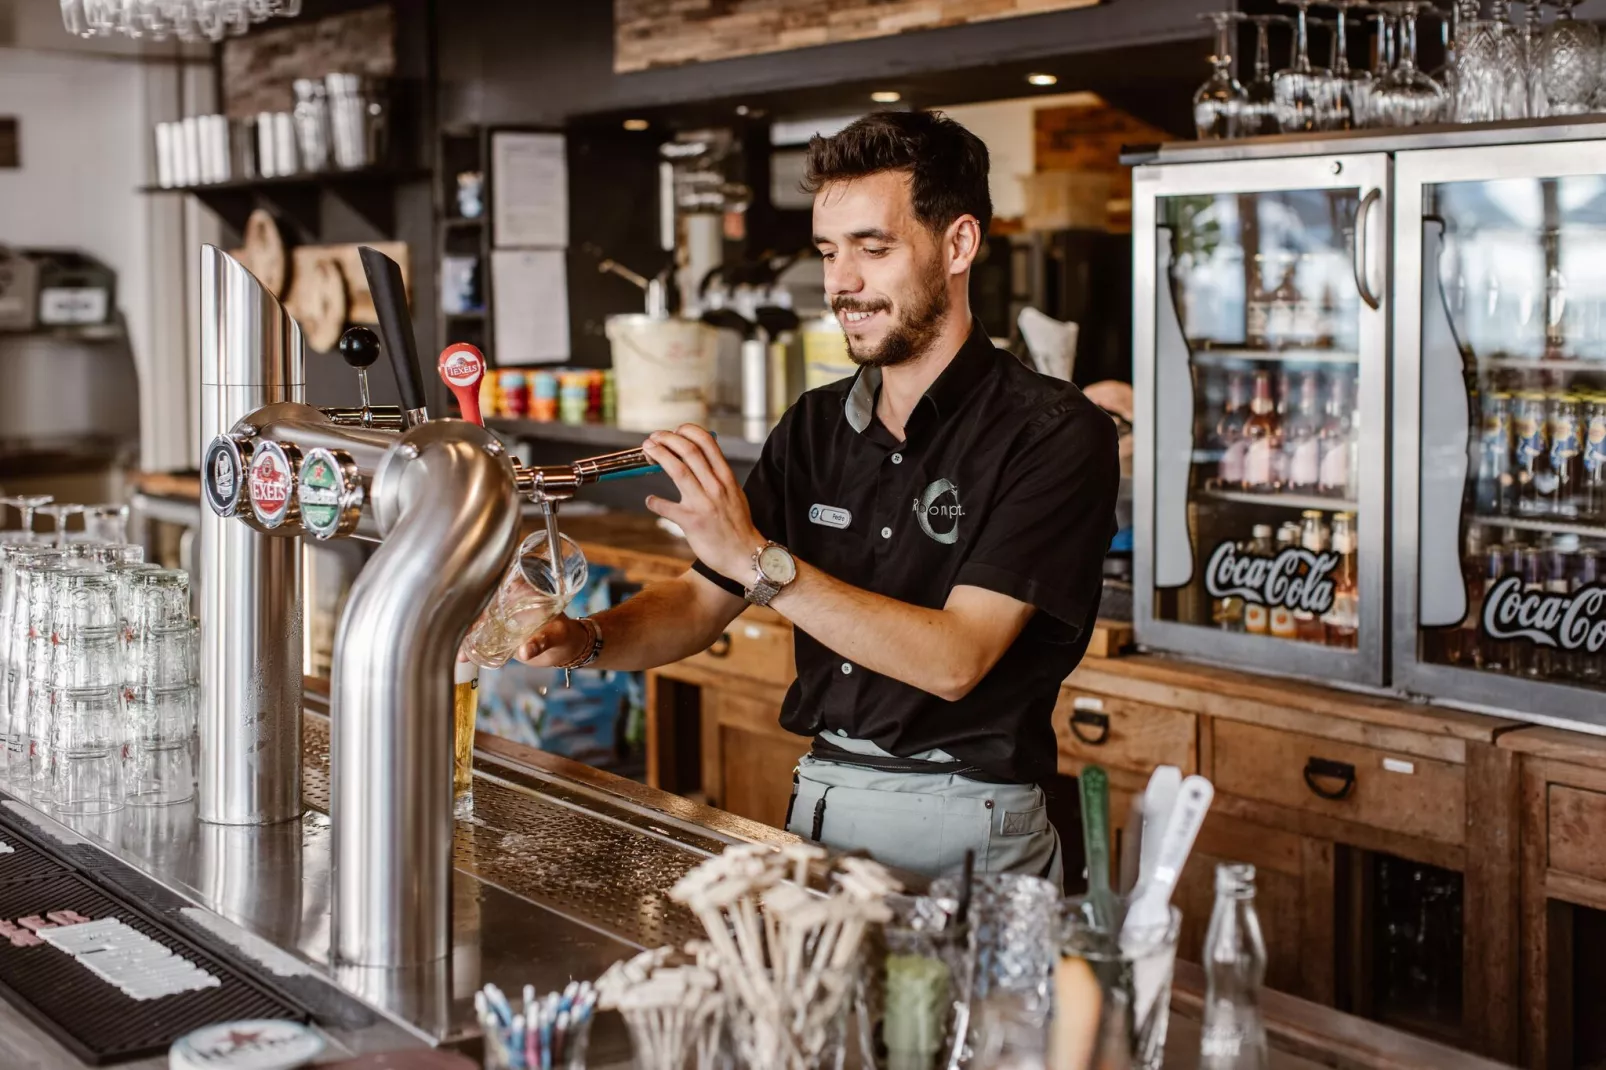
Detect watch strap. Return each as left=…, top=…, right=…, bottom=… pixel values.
left=560, top=617, right=604, bottom=670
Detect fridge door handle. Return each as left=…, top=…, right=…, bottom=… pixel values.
left=1352, top=187, right=1383, bottom=310
left=1419, top=217, right=1470, bottom=629
left=1153, top=224, right=1196, bottom=590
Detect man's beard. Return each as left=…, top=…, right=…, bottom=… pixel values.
left=835, top=270, right=950, bottom=369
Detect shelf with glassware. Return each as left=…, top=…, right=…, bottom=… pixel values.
left=1192, top=0, right=1605, bottom=142
left=1396, top=142, right=1606, bottom=727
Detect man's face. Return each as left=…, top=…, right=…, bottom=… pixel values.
left=813, top=170, right=950, bottom=368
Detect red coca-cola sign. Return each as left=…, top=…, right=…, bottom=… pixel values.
left=439, top=344, right=484, bottom=389
left=249, top=442, right=294, bottom=527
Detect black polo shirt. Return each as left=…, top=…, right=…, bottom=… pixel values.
left=692, top=322, right=1120, bottom=784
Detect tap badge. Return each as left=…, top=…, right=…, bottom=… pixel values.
left=440, top=345, right=484, bottom=388
left=297, top=448, right=347, bottom=539
left=248, top=442, right=293, bottom=527
left=201, top=436, right=243, bottom=517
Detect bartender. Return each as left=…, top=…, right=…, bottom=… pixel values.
left=522, top=111, right=1119, bottom=884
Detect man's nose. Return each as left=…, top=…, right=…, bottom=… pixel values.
left=824, top=256, right=862, bottom=296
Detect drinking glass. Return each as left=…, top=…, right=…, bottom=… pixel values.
left=1240, top=15, right=1290, bottom=136
left=51, top=686, right=125, bottom=816
left=1372, top=2, right=1449, bottom=126
left=0, top=546, right=62, bottom=778
left=460, top=530, right=587, bottom=670
left=1542, top=0, right=1599, bottom=115
left=1058, top=897, right=1183, bottom=1070
left=1455, top=0, right=1505, bottom=122
left=128, top=618, right=199, bottom=691
left=1275, top=0, right=1329, bottom=132
left=1491, top=0, right=1528, bottom=120
left=125, top=569, right=190, bottom=638
left=4, top=552, right=64, bottom=781
left=0, top=495, right=53, bottom=544
left=51, top=634, right=122, bottom=692
left=1526, top=2, right=1551, bottom=117
left=51, top=569, right=119, bottom=642
left=929, top=873, right=1059, bottom=1024
left=1325, top=0, right=1373, bottom=131
left=1195, top=12, right=1247, bottom=139
left=38, top=504, right=84, bottom=548
left=125, top=684, right=196, bottom=806
left=60, top=0, right=92, bottom=36
left=83, top=504, right=131, bottom=545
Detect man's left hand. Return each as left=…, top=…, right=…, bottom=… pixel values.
left=641, top=425, right=764, bottom=584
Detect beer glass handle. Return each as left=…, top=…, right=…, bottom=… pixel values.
left=1352, top=187, right=1382, bottom=311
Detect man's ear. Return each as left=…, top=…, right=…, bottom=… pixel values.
left=946, top=215, right=982, bottom=276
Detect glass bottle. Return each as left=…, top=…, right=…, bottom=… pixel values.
left=1198, top=863, right=1269, bottom=1070
left=1545, top=535, right=1579, bottom=680
left=1218, top=373, right=1251, bottom=488
left=1451, top=525, right=1485, bottom=667
left=1477, top=391, right=1515, bottom=517
left=1323, top=511, right=1359, bottom=650
left=1244, top=525, right=1276, bottom=637
left=1285, top=372, right=1323, bottom=494
left=1270, top=525, right=1301, bottom=641
left=1513, top=545, right=1546, bottom=677
left=1294, top=510, right=1330, bottom=644
left=1548, top=393, right=1583, bottom=519
left=1577, top=549, right=1602, bottom=683
left=1476, top=542, right=1509, bottom=672
left=1582, top=396, right=1606, bottom=522
left=1318, top=371, right=1356, bottom=499
left=1242, top=371, right=1283, bottom=492
left=1514, top=392, right=1553, bottom=516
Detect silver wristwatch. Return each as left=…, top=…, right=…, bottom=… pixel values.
left=744, top=542, right=797, bottom=607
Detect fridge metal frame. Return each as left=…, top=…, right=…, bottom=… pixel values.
left=1392, top=139, right=1606, bottom=730
left=1132, top=152, right=1393, bottom=688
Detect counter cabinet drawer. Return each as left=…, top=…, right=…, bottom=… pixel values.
left=1211, top=720, right=1466, bottom=846
left=685, top=617, right=796, bottom=685
left=1547, top=783, right=1606, bottom=884
left=1054, top=687, right=1197, bottom=779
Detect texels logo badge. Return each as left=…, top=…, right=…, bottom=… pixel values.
left=914, top=478, right=963, bottom=545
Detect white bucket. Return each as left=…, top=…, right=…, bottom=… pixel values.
left=605, top=314, right=719, bottom=430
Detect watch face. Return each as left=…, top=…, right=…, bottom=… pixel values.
left=758, top=544, right=796, bottom=584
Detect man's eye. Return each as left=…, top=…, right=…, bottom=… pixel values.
left=820, top=251, right=836, bottom=262
left=864, top=247, right=888, bottom=257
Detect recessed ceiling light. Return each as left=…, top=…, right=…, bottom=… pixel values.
left=623, top=118, right=649, bottom=131
left=1027, top=73, right=1059, bottom=86
left=735, top=105, right=750, bottom=116
left=871, top=91, right=902, bottom=104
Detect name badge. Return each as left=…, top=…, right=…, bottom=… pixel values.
left=808, top=504, right=852, bottom=530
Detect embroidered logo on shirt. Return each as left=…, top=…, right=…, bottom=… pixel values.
left=809, top=504, right=853, bottom=529
left=914, top=478, right=963, bottom=545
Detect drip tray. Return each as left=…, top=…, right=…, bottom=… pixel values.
left=0, top=871, right=307, bottom=1065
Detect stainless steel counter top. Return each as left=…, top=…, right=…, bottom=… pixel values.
left=0, top=708, right=797, bottom=1066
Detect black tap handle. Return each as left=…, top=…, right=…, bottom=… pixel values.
left=358, top=245, right=429, bottom=420
left=338, top=326, right=381, bottom=369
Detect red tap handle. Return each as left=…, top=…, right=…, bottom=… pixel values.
left=438, top=343, right=486, bottom=426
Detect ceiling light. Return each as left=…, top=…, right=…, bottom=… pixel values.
left=622, top=118, right=650, bottom=131
left=1027, top=73, right=1059, bottom=87
left=871, top=91, right=902, bottom=104
left=735, top=105, right=750, bottom=116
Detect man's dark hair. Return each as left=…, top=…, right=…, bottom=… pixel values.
left=803, top=110, right=992, bottom=240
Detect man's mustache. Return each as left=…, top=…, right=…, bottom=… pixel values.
left=832, top=299, right=891, bottom=314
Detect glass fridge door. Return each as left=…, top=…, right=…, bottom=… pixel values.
left=1397, top=143, right=1606, bottom=724
left=1134, top=154, right=1388, bottom=686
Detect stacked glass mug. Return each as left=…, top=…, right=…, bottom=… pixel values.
left=0, top=497, right=196, bottom=814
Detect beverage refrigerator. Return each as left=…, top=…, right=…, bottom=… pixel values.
left=1130, top=124, right=1606, bottom=729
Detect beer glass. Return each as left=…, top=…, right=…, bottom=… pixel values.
left=0, top=495, right=53, bottom=545
left=125, top=684, right=197, bottom=806
left=52, top=686, right=125, bottom=816
left=454, top=661, right=478, bottom=818
left=83, top=504, right=131, bottom=545
left=461, top=529, right=588, bottom=670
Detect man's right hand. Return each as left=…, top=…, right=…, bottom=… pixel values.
left=514, top=614, right=591, bottom=667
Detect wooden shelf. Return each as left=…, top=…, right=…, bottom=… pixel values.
left=141, top=166, right=429, bottom=239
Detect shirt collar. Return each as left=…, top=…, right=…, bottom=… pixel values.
left=843, top=319, right=995, bottom=436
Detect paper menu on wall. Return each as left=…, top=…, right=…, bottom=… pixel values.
left=492, top=132, right=568, bottom=249
left=492, top=249, right=569, bottom=365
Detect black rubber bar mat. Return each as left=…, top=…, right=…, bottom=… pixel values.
left=0, top=826, right=70, bottom=887
left=0, top=872, right=307, bottom=1065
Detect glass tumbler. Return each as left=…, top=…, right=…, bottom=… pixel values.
left=125, top=569, right=190, bottom=637
left=1543, top=0, right=1600, bottom=115
left=1058, top=896, right=1183, bottom=1070
left=128, top=618, right=199, bottom=691
left=461, top=529, right=587, bottom=669
left=51, top=686, right=125, bottom=816
left=929, top=873, right=1059, bottom=1024
left=9, top=557, right=69, bottom=783
left=125, top=684, right=197, bottom=806
left=0, top=546, right=62, bottom=764
left=83, top=505, right=132, bottom=545
left=51, top=570, right=120, bottom=642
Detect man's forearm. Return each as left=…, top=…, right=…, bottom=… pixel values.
left=586, top=572, right=742, bottom=671
left=768, top=560, right=1017, bottom=701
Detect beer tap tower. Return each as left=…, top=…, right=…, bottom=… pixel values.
left=197, top=244, right=660, bottom=968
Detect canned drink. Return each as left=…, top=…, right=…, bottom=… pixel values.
left=479, top=369, right=500, bottom=420
left=501, top=371, right=529, bottom=418
left=1547, top=393, right=1583, bottom=517
left=558, top=371, right=590, bottom=425
left=532, top=370, right=558, bottom=422
left=1478, top=392, right=1514, bottom=516
left=1583, top=397, right=1606, bottom=522
left=601, top=369, right=617, bottom=424
left=586, top=369, right=605, bottom=422
left=1514, top=392, right=1553, bottom=516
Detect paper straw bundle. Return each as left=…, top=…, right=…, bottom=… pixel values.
left=596, top=945, right=724, bottom=1070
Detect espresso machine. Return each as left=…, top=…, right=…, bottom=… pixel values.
left=197, top=244, right=658, bottom=968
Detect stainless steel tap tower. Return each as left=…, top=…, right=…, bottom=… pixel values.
left=198, top=245, right=305, bottom=826
left=198, top=244, right=662, bottom=967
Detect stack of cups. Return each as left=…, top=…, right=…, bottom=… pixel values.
left=47, top=568, right=125, bottom=816
left=122, top=570, right=197, bottom=807
left=0, top=546, right=63, bottom=781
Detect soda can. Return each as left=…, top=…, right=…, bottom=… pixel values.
left=1547, top=393, right=1583, bottom=517
left=532, top=370, right=558, bottom=422
left=501, top=371, right=529, bottom=418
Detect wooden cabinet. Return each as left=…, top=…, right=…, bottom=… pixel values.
left=700, top=690, right=808, bottom=828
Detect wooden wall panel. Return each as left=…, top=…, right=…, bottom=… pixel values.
left=614, top=0, right=1100, bottom=73
left=222, top=5, right=395, bottom=119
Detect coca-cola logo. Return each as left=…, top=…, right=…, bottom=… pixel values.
left=1481, top=576, right=1606, bottom=653
left=440, top=345, right=484, bottom=388
left=1204, top=541, right=1339, bottom=615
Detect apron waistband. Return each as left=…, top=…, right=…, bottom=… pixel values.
left=809, top=735, right=1017, bottom=785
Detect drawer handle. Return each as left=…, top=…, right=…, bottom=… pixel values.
left=706, top=633, right=732, bottom=658
left=1303, top=757, right=1356, bottom=801
left=1070, top=709, right=1110, bottom=746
